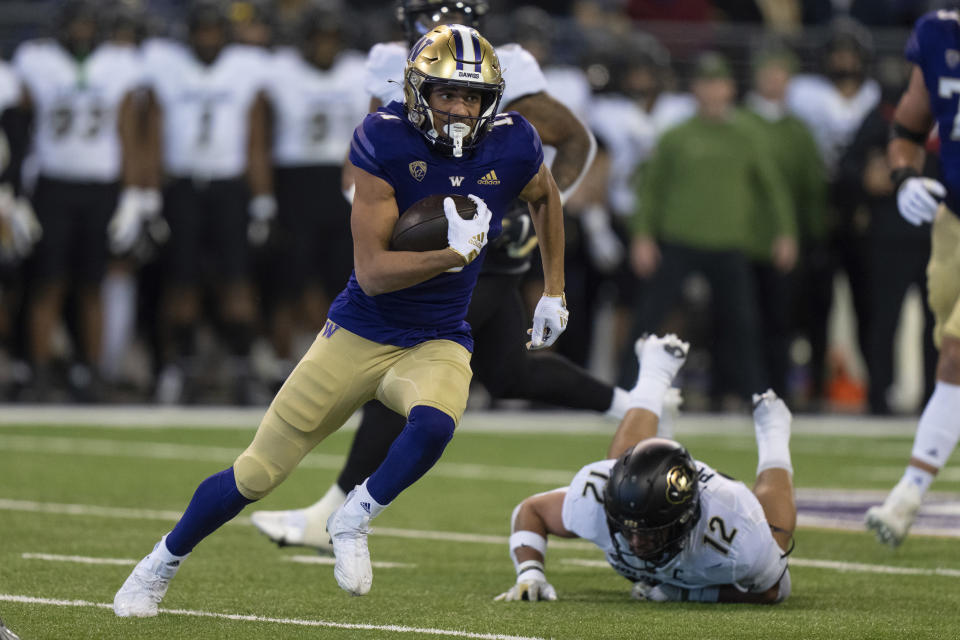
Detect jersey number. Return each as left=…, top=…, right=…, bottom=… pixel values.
left=582, top=470, right=609, bottom=504
left=196, top=103, right=214, bottom=147
left=50, top=101, right=106, bottom=139
left=309, top=111, right=329, bottom=144
left=939, top=78, right=960, bottom=140
left=702, top=516, right=738, bottom=555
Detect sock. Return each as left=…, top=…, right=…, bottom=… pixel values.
left=343, top=479, right=386, bottom=519
left=100, top=270, right=136, bottom=383
left=165, top=467, right=254, bottom=556
left=156, top=534, right=188, bottom=564
left=902, top=466, right=935, bottom=495
left=366, top=405, right=455, bottom=505
left=605, top=387, right=631, bottom=420
left=628, top=376, right=671, bottom=418
left=755, top=420, right=793, bottom=476
left=910, top=381, right=960, bottom=469
left=305, top=483, right=347, bottom=519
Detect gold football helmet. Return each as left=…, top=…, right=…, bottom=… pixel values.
left=403, top=24, right=504, bottom=157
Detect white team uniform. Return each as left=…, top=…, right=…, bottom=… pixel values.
left=363, top=41, right=547, bottom=110
left=590, top=92, right=695, bottom=217
left=561, top=459, right=787, bottom=593
left=267, top=48, right=369, bottom=168
left=12, top=40, right=143, bottom=183
left=0, top=61, right=21, bottom=113
left=786, top=74, right=880, bottom=178
left=141, top=39, right=269, bottom=180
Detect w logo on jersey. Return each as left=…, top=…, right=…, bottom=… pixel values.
left=449, top=176, right=464, bottom=186
left=321, top=320, right=340, bottom=339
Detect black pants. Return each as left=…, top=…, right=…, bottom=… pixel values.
left=336, top=273, right=615, bottom=493
left=865, top=241, right=937, bottom=414
left=619, top=242, right=763, bottom=400
left=752, top=261, right=794, bottom=398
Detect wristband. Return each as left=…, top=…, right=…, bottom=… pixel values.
left=509, top=530, right=547, bottom=569
left=516, top=559, right=545, bottom=578
left=890, top=166, right=920, bottom=191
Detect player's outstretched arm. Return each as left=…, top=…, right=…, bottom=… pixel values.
left=520, top=162, right=567, bottom=349
left=351, top=166, right=468, bottom=296
left=495, top=490, right=575, bottom=602
left=633, top=580, right=786, bottom=604
left=888, top=65, right=943, bottom=226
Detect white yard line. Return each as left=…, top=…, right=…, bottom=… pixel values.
left=0, top=594, right=547, bottom=640
left=5, top=499, right=958, bottom=578
left=287, top=555, right=415, bottom=569
left=21, top=553, right=135, bottom=566
left=0, top=404, right=923, bottom=437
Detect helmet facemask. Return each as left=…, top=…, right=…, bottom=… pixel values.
left=606, top=499, right=700, bottom=568
left=406, top=71, right=502, bottom=157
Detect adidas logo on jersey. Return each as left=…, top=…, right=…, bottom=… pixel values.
left=477, top=170, right=500, bottom=185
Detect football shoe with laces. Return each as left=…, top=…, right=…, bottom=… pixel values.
left=113, top=540, right=186, bottom=617
left=327, top=491, right=373, bottom=596
left=865, top=479, right=923, bottom=547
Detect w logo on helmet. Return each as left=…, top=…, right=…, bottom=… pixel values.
left=665, top=466, right=695, bottom=505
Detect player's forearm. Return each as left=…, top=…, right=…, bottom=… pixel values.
left=246, top=94, right=273, bottom=196
left=887, top=137, right=925, bottom=174
left=118, top=93, right=140, bottom=187
left=354, top=248, right=464, bottom=296
left=529, top=194, right=565, bottom=295
left=550, top=126, right=594, bottom=198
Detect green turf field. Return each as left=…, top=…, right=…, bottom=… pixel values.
left=1, top=411, right=958, bottom=639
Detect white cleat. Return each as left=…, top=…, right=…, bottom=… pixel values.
left=752, top=389, right=792, bottom=437
left=251, top=508, right=331, bottom=550
left=327, top=492, right=373, bottom=596
left=113, top=543, right=184, bottom=617
left=865, top=480, right=923, bottom=548
left=637, top=333, right=690, bottom=385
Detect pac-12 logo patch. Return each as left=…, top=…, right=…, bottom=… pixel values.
left=409, top=161, right=427, bottom=182
left=947, top=49, right=960, bottom=68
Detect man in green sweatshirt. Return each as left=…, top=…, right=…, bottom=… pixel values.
left=627, top=51, right=796, bottom=405
left=741, top=47, right=827, bottom=399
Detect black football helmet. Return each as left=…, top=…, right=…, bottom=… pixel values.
left=604, top=438, right=701, bottom=568
left=396, top=0, right=488, bottom=47
left=56, top=0, right=101, bottom=59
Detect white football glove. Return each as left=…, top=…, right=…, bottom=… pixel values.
left=248, top=193, right=278, bottom=247
left=581, top=205, right=624, bottom=273
left=897, top=176, right=945, bottom=226
left=0, top=184, right=41, bottom=259
left=445, top=194, right=491, bottom=269
left=527, top=293, right=569, bottom=350
left=108, top=188, right=146, bottom=254
left=494, top=561, right=557, bottom=602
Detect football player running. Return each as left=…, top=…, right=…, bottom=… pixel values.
left=865, top=8, right=960, bottom=547
left=114, top=24, right=566, bottom=615
left=250, top=0, right=640, bottom=553
left=497, top=334, right=795, bottom=604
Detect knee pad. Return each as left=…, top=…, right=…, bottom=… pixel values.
left=408, top=405, right=456, bottom=447
left=233, top=452, right=285, bottom=500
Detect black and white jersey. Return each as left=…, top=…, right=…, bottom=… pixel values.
left=13, top=40, right=143, bottom=182
left=267, top=48, right=369, bottom=168
left=561, top=459, right=786, bottom=593
left=142, top=39, right=269, bottom=180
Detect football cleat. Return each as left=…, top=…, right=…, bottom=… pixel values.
left=636, top=334, right=690, bottom=386
left=752, top=389, right=792, bottom=438
left=113, top=541, right=185, bottom=617
left=251, top=485, right=346, bottom=551
left=0, top=617, right=22, bottom=640
left=865, top=480, right=923, bottom=547
left=327, top=491, right=373, bottom=596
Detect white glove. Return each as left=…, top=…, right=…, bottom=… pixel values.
left=248, top=193, right=278, bottom=246
left=494, top=561, right=557, bottom=602
left=107, top=188, right=146, bottom=254
left=581, top=205, right=624, bottom=273
left=0, top=184, right=42, bottom=259
left=527, top=293, right=569, bottom=350
left=445, top=194, right=491, bottom=269
left=140, top=188, right=163, bottom=220
left=897, top=176, right=945, bottom=226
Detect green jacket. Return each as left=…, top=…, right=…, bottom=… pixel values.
left=739, top=102, right=827, bottom=260
left=631, top=110, right=796, bottom=255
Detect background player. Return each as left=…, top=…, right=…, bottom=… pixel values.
left=497, top=334, right=794, bottom=604
left=141, top=0, right=274, bottom=404
left=113, top=24, right=567, bottom=614
left=866, top=7, right=960, bottom=547
left=250, top=0, right=636, bottom=550
left=13, top=0, right=145, bottom=401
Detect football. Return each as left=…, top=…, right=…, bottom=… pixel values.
left=390, top=194, right=478, bottom=252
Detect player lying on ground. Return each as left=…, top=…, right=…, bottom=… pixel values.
left=496, top=334, right=795, bottom=604
left=113, top=23, right=568, bottom=616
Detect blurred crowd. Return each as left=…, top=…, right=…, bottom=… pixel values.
left=0, top=0, right=945, bottom=412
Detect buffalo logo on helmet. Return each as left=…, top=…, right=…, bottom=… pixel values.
left=665, top=465, right=695, bottom=505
